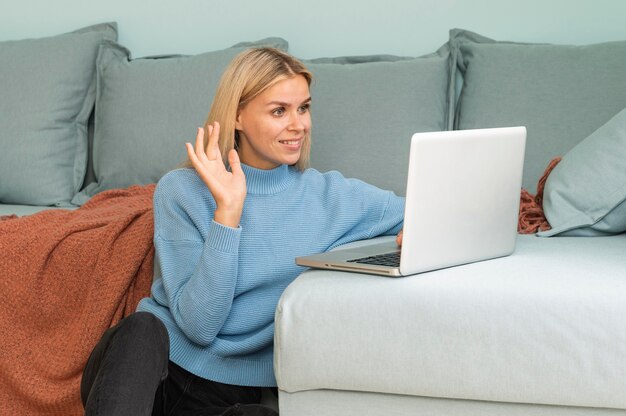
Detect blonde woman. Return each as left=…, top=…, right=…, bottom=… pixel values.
left=81, top=47, right=404, bottom=416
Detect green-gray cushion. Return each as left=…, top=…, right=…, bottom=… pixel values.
left=73, top=38, right=288, bottom=204
left=0, top=23, right=117, bottom=206
left=538, top=108, right=626, bottom=237
left=451, top=29, right=626, bottom=192
left=305, top=45, right=451, bottom=196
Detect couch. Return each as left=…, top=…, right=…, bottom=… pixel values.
left=274, top=31, right=626, bottom=415
left=1, top=22, right=625, bottom=415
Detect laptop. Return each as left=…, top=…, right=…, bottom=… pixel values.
left=296, top=126, right=527, bottom=277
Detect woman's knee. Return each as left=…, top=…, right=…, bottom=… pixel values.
left=88, top=312, right=170, bottom=369
left=118, top=312, right=169, bottom=356
left=123, top=312, right=168, bottom=338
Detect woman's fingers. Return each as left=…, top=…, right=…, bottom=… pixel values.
left=206, top=122, right=220, bottom=160
left=228, top=147, right=240, bottom=165
left=186, top=123, right=228, bottom=186
left=187, top=141, right=219, bottom=188
left=228, top=149, right=244, bottom=178
left=186, top=142, right=205, bottom=174
left=396, top=229, right=403, bottom=246
left=191, top=124, right=220, bottom=162
left=187, top=141, right=199, bottom=165
left=194, top=127, right=207, bottom=160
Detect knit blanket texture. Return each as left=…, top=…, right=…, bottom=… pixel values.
left=518, top=157, right=561, bottom=234
left=0, top=184, right=155, bottom=416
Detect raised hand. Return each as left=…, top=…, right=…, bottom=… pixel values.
left=186, top=122, right=247, bottom=228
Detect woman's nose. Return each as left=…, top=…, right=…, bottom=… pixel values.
left=288, top=112, right=305, bottom=131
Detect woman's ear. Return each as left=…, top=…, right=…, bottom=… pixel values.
left=235, top=111, right=243, bottom=131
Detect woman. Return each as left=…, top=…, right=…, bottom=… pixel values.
left=81, top=47, right=404, bottom=416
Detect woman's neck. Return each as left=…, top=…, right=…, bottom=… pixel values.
left=239, top=163, right=293, bottom=195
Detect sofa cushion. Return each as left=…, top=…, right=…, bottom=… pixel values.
left=450, top=29, right=626, bottom=192
left=275, top=234, right=626, bottom=410
left=539, top=107, right=626, bottom=236
left=73, top=38, right=288, bottom=204
left=0, top=23, right=117, bottom=206
left=0, top=204, right=76, bottom=217
left=303, top=46, right=451, bottom=197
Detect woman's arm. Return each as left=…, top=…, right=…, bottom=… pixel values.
left=324, top=174, right=405, bottom=250
left=153, top=177, right=242, bottom=346
left=152, top=123, right=248, bottom=346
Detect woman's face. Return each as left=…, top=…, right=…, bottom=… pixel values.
left=235, top=75, right=311, bottom=170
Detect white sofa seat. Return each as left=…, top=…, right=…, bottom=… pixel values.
left=274, top=234, right=626, bottom=414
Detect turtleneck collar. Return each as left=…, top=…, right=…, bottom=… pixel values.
left=239, top=163, right=293, bottom=195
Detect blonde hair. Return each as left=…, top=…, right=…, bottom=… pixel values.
left=184, top=47, right=313, bottom=171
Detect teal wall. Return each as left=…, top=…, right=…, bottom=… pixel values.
left=2, top=0, right=626, bottom=58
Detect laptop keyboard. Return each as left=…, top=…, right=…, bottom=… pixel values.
left=347, top=251, right=401, bottom=267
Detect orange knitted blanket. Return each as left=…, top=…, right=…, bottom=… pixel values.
left=518, top=157, right=561, bottom=234
left=0, top=184, right=155, bottom=416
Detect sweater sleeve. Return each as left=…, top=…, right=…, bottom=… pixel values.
left=153, top=172, right=241, bottom=346
left=326, top=173, right=405, bottom=250
left=371, top=190, right=405, bottom=237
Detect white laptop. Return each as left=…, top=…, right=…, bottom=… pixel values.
left=296, top=126, right=527, bottom=277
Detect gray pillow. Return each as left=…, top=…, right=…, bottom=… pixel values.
left=451, top=29, right=626, bottom=192
left=538, top=108, right=626, bottom=237
left=74, top=38, right=288, bottom=204
left=305, top=44, right=451, bottom=196
left=0, top=23, right=117, bottom=206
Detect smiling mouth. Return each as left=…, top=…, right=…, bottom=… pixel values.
left=279, top=139, right=302, bottom=145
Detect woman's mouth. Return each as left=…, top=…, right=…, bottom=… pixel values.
left=279, top=138, right=303, bottom=150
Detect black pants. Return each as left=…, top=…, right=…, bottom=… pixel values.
left=81, top=312, right=278, bottom=416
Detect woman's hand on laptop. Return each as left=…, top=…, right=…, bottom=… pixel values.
left=396, top=229, right=403, bottom=246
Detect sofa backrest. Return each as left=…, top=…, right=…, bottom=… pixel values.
left=81, top=43, right=451, bottom=200
left=450, top=29, right=626, bottom=192
left=0, top=23, right=117, bottom=207
left=2, top=24, right=626, bottom=207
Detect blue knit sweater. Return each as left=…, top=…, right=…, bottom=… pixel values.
left=137, top=163, right=404, bottom=387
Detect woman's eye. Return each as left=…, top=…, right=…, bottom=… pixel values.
left=272, top=108, right=285, bottom=116
left=298, top=104, right=310, bottom=113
